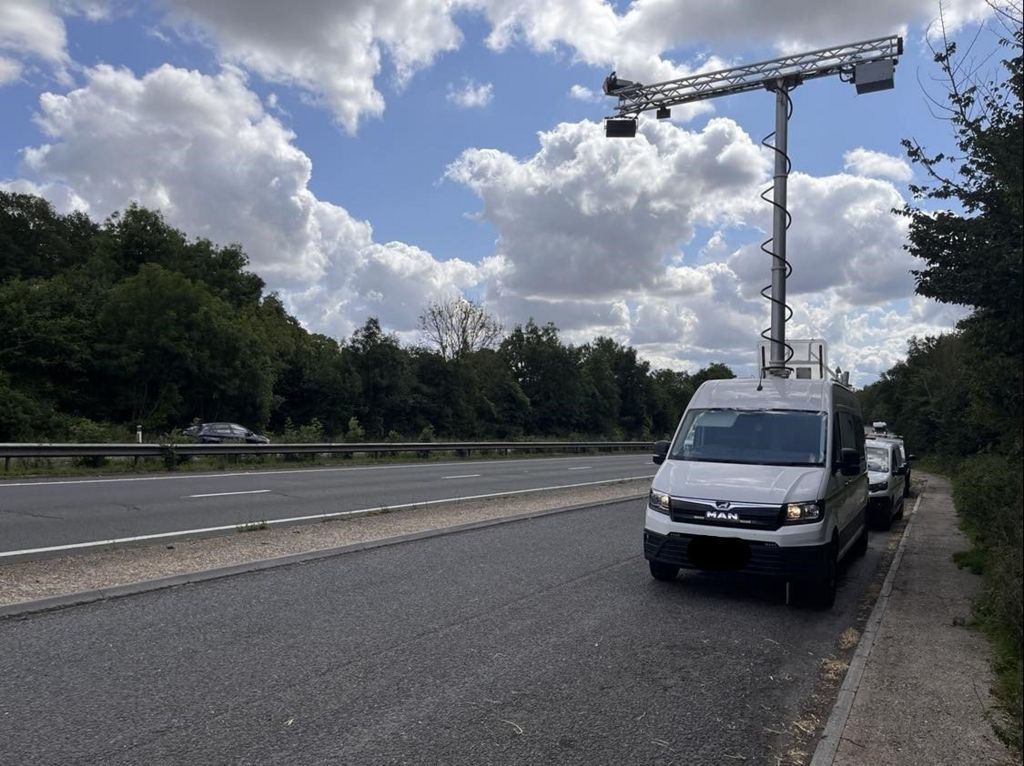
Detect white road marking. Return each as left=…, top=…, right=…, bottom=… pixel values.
left=0, top=474, right=655, bottom=559
left=0, top=454, right=649, bottom=489
left=567, top=466, right=591, bottom=470
left=188, top=490, right=271, bottom=499
left=441, top=474, right=481, bottom=480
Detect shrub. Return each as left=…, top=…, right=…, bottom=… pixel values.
left=953, top=453, right=1023, bottom=750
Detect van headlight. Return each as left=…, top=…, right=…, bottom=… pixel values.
left=869, top=481, right=887, bottom=492
left=649, top=490, right=671, bottom=515
left=784, top=501, right=822, bottom=524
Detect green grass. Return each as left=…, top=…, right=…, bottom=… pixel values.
left=950, top=453, right=1023, bottom=754
left=913, top=454, right=959, bottom=477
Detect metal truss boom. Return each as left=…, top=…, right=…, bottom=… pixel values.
left=607, top=35, right=902, bottom=116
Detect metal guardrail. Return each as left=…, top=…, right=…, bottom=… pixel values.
left=0, top=440, right=651, bottom=469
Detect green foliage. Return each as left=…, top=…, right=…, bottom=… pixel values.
left=0, top=370, right=53, bottom=441
left=344, top=417, right=366, bottom=442
left=95, top=264, right=275, bottom=430
left=901, top=21, right=1023, bottom=353
left=885, top=16, right=1022, bottom=751
left=280, top=418, right=326, bottom=444
left=953, top=454, right=1023, bottom=750
left=0, top=190, right=736, bottom=447
left=0, top=192, right=96, bottom=281
left=501, top=320, right=584, bottom=436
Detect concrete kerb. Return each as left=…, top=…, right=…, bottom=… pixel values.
left=809, top=481, right=928, bottom=766
left=0, top=492, right=646, bottom=621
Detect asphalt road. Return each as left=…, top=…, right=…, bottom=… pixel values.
left=0, top=497, right=887, bottom=765
left=0, top=454, right=654, bottom=554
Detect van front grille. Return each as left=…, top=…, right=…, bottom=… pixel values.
left=669, top=498, right=785, bottom=531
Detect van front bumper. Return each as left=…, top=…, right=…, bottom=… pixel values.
left=643, top=529, right=832, bottom=580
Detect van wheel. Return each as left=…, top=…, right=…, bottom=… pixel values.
left=811, top=542, right=838, bottom=609
left=852, top=524, right=869, bottom=558
left=895, top=499, right=905, bottom=521
left=878, top=500, right=894, bottom=531
left=649, top=561, right=679, bottom=582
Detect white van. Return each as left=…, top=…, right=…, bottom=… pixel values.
left=866, top=438, right=907, bottom=529
left=645, top=377, right=869, bottom=607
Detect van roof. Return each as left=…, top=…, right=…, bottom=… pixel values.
left=689, top=378, right=836, bottom=411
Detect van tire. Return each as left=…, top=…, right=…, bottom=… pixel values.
left=852, top=524, right=869, bottom=557
left=649, top=561, right=679, bottom=582
left=811, top=542, right=838, bottom=609
left=878, top=500, right=894, bottom=531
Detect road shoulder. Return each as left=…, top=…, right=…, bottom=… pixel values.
left=824, top=473, right=1014, bottom=765
left=0, top=478, right=647, bottom=613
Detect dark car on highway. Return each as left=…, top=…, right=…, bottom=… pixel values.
left=182, top=422, right=270, bottom=444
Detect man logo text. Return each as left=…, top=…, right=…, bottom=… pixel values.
left=705, top=510, right=739, bottom=521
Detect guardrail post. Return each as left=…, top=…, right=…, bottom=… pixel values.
left=3, top=456, right=9, bottom=472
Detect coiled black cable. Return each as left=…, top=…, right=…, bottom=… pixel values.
left=759, top=85, right=796, bottom=377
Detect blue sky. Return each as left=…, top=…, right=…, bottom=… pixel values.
left=0, top=1, right=1004, bottom=382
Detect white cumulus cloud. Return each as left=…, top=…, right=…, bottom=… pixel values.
left=843, top=147, right=913, bottom=182
left=447, top=117, right=768, bottom=300
left=163, top=0, right=465, bottom=132
left=447, top=78, right=494, bottom=108
left=148, top=0, right=993, bottom=130
left=0, top=0, right=71, bottom=85
left=568, top=84, right=601, bottom=102
left=448, top=114, right=957, bottom=382
left=6, top=63, right=481, bottom=339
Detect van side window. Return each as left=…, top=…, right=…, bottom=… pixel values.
left=832, top=415, right=843, bottom=471
left=839, top=412, right=857, bottom=451
left=852, top=415, right=866, bottom=454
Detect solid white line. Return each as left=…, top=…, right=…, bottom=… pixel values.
left=0, top=474, right=656, bottom=559
left=0, top=454, right=648, bottom=489
left=188, top=490, right=271, bottom=499
left=441, top=474, right=481, bottom=480
left=567, top=466, right=591, bottom=470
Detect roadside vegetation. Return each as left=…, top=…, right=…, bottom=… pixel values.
left=0, top=195, right=733, bottom=447
left=860, top=9, right=1022, bottom=751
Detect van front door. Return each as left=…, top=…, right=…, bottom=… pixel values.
left=833, top=411, right=863, bottom=551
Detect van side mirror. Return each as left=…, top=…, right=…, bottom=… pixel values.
left=840, top=448, right=860, bottom=476
left=653, top=440, right=670, bottom=465
left=907, top=454, right=916, bottom=462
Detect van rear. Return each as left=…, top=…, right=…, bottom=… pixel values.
left=644, top=377, right=868, bottom=607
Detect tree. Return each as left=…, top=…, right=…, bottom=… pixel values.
left=418, top=297, right=503, bottom=361
left=347, top=317, right=413, bottom=438
left=900, top=8, right=1022, bottom=453
left=95, top=264, right=274, bottom=429
left=0, top=192, right=96, bottom=281
left=500, top=320, right=583, bottom=435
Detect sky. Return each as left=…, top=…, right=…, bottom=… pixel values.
left=0, top=0, right=1006, bottom=384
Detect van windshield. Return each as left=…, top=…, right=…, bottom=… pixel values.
left=866, top=446, right=890, bottom=472
left=670, top=408, right=828, bottom=466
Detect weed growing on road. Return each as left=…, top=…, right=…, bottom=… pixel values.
left=236, top=520, right=269, bottom=533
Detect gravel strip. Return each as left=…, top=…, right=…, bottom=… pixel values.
left=0, top=479, right=648, bottom=607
